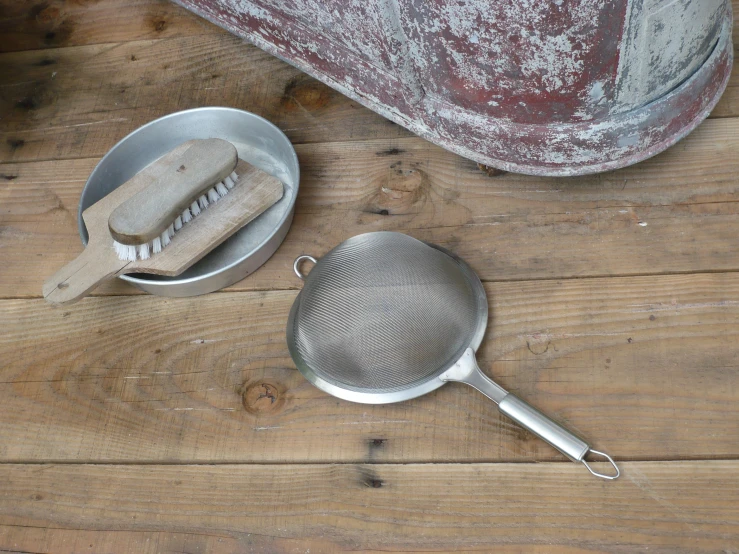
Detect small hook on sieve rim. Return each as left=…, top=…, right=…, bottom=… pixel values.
left=581, top=449, right=620, bottom=480
left=293, top=255, right=317, bottom=280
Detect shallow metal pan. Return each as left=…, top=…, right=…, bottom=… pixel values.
left=78, top=107, right=299, bottom=297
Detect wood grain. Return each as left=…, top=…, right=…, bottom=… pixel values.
left=3, top=117, right=739, bottom=298
left=107, top=138, right=238, bottom=243
left=1, top=0, right=738, bottom=549
left=1, top=461, right=738, bottom=552
left=0, top=0, right=216, bottom=53
left=2, top=272, right=739, bottom=463
left=0, top=34, right=412, bottom=164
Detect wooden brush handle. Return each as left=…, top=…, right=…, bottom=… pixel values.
left=108, top=138, right=238, bottom=244
left=42, top=242, right=127, bottom=305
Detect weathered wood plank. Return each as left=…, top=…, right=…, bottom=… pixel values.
left=1, top=461, right=737, bottom=552
left=0, top=34, right=411, bottom=164
left=2, top=117, right=739, bottom=298
left=1, top=272, right=738, bottom=463
left=2, top=1, right=212, bottom=54
left=0, top=0, right=215, bottom=54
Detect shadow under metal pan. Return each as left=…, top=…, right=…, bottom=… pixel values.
left=77, top=107, right=300, bottom=297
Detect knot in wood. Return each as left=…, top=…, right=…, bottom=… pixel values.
left=365, top=163, right=426, bottom=216
left=242, top=381, right=284, bottom=414
left=282, top=77, right=332, bottom=112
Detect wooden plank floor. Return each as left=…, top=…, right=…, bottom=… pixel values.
left=1, top=1, right=738, bottom=552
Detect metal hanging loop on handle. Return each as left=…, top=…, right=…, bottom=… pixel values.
left=293, top=255, right=317, bottom=280
left=581, top=449, right=620, bottom=480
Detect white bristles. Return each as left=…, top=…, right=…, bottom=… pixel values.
left=114, top=241, right=136, bottom=261
left=112, top=170, right=239, bottom=261
left=161, top=224, right=174, bottom=247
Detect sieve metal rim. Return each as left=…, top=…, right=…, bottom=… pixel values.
left=286, top=232, right=489, bottom=404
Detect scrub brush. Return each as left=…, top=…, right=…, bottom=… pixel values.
left=43, top=138, right=284, bottom=305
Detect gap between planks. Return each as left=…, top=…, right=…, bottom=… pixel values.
left=1, top=454, right=739, bottom=465
left=5, top=267, right=739, bottom=302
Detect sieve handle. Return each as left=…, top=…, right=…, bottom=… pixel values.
left=440, top=348, right=619, bottom=480
left=498, top=395, right=619, bottom=479
left=498, top=394, right=589, bottom=462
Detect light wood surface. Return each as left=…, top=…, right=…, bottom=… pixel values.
left=1, top=0, right=738, bottom=552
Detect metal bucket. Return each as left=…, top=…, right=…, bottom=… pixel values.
left=177, top=0, right=733, bottom=176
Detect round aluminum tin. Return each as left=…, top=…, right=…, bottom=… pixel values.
left=286, top=234, right=489, bottom=405
left=77, top=107, right=299, bottom=297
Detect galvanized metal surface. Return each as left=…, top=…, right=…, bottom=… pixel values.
left=176, top=0, right=733, bottom=176
left=78, top=107, right=300, bottom=297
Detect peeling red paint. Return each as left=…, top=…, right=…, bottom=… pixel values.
left=175, top=0, right=733, bottom=176
left=397, top=1, right=628, bottom=124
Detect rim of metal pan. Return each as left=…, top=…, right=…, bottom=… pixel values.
left=77, top=107, right=300, bottom=297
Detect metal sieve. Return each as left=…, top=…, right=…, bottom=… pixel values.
left=287, top=232, right=619, bottom=479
